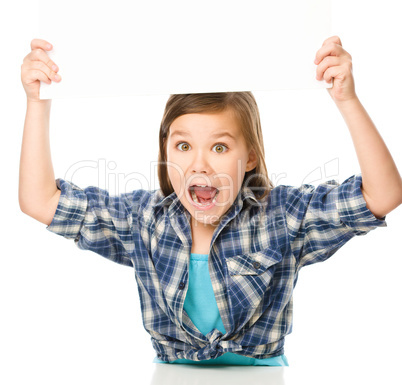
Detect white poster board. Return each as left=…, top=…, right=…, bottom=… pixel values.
left=37, top=0, right=332, bottom=99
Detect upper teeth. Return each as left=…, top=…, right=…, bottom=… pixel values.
left=194, top=185, right=207, bottom=187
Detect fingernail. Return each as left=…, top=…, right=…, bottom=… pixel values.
left=52, top=65, right=58, bottom=71
left=54, top=74, right=60, bottom=80
left=47, top=44, right=52, bottom=50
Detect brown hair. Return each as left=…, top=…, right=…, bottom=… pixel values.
left=157, top=92, right=275, bottom=200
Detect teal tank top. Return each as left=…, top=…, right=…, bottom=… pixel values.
left=153, top=253, right=289, bottom=366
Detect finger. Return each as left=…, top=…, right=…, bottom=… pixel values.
left=30, top=38, right=53, bottom=52
left=322, top=66, right=344, bottom=83
left=30, top=60, right=61, bottom=82
left=316, top=56, right=341, bottom=80
left=22, top=66, right=52, bottom=85
left=26, top=48, right=59, bottom=74
left=315, top=42, right=345, bottom=65
left=321, top=35, right=342, bottom=48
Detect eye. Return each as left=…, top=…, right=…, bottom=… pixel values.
left=213, top=144, right=228, bottom=153
left=177, top=142, right=191, bottom=151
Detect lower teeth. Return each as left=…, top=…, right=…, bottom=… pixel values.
left=190, top=190, right=218, bottom=206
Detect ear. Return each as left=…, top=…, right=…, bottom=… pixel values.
left=245, top=149, right=258, bottom=172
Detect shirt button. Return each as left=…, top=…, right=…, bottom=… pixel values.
left=179, top=282, right=185, bottom=290
left=253, top=261, right=261, bottom=269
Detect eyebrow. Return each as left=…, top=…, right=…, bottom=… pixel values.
left=170, top=130, right=236, bottom=141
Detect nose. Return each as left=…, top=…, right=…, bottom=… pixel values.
left=190, top=150, right=211, bottom=174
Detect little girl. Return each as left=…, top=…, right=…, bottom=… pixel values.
left=19, top=36, right=401, bottom=366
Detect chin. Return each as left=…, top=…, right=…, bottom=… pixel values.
left=191, top=210, right=222, bottom=227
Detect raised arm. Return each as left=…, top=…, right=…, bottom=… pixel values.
left=19, top=39, right=62, bottom=225
left=333, top=97, right=402, bottom=218
left=314, top=36, right=402, bottom=218
left=19, top=39, right=137, bottom=268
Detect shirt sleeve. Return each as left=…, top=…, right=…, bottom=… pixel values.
left=46, top=178, right=135, bottom=267
left=285, top=174, right=387, bottom=270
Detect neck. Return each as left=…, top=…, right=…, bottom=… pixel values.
left=190, top=217, right=217, bottom=235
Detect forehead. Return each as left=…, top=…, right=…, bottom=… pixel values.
left=169, top=109, right=242, bottom=139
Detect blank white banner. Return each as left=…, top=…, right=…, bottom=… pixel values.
left=37, top=0, right=332, bottom=99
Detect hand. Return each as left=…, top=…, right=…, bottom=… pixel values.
left=21, top=38, right=62, bottom=102
left=314, top=36, right=357, bottom=103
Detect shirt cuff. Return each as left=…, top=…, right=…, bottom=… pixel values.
left=336, top=174, right=387, bottom=234
left=46, top=178, right=88, bottom=241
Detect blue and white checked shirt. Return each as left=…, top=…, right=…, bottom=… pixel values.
left=46, top=174, right=387, bottom=362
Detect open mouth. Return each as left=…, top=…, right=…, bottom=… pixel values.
left=188, top=185, right=220, bottom=207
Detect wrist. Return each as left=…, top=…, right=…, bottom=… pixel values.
left=27, top=97, right=51, bottom=103
left=334, top=95, right=361, bottom=111
left=27, top=98, right=52, bottom=111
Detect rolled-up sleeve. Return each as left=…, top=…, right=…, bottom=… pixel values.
left=285, top=174, right=387, bottom=270
left=46, top=178, right=134, bottom=267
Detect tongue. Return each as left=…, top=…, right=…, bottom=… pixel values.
left=193, top=186, right=217, bottom=200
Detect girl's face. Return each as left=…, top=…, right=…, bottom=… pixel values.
left=166, top=109, right=257, bottom=230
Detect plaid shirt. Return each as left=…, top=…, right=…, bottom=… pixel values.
left=46, top=174, right=387, bottom=362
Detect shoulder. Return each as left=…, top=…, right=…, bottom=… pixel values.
left=58, top=178, right=167, bottom=213
left=277, top=175, right=371, bottom=224
left=275, top=177, right=345, bottom=208
left=119, top=188, right=167, bottom=211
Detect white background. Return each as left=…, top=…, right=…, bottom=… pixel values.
left=1, top=1, right=402, bottom=384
